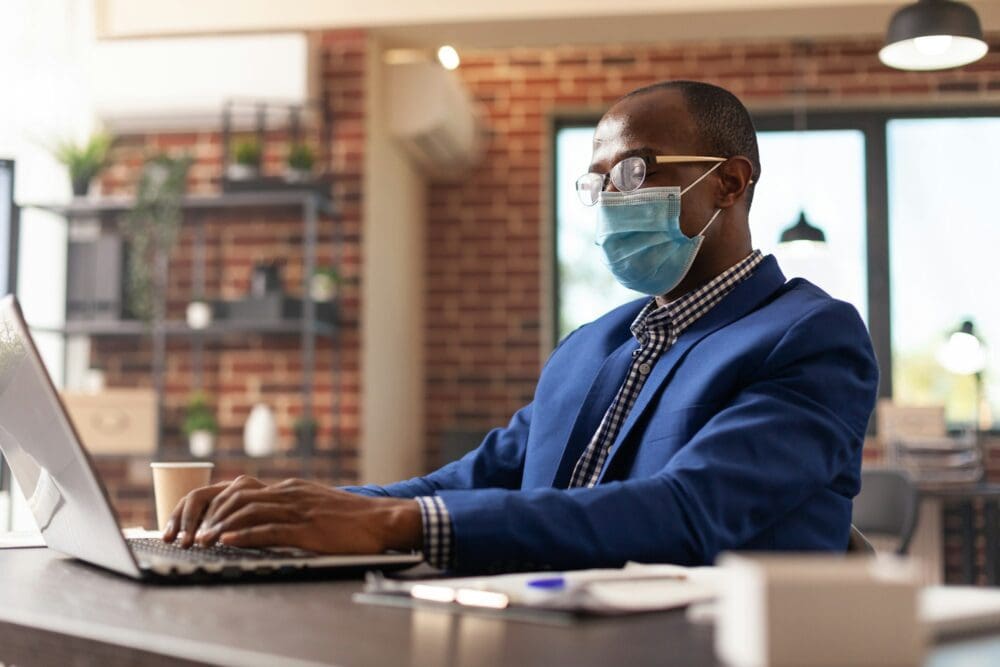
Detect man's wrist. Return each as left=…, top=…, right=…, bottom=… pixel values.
left=381, top=499, right=423, bottom=552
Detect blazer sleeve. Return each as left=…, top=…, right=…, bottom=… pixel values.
left=433, top=299, right=879, bottom=572
left=343, top=402, right=533, bottom=499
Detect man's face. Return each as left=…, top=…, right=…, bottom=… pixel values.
left=589, top=89, right=720, bottom=240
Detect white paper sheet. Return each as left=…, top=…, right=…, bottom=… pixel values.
left=0, top=530, right=45, bottom=549
left=365, top=562, right=726, bottom=614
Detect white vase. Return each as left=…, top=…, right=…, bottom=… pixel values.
left=189, top=431, right=215, bottom=458
left=244, top=403, right=277, bottom=457
left=284, top=166, right=312, bottom=183
left=227, top=163, right=259, bottom=181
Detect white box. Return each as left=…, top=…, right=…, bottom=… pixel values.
left=60, top=389, right=158, bottom=455
left=716, top=554, right=924, bottom=667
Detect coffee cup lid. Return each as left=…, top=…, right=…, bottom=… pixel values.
left=150, top=462, right=215, bottom=468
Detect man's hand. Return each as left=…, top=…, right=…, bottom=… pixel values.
left=160, top=475, right=422, bottom=554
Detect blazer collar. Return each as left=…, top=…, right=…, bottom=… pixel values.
left=594, top=254, right=788, bottom=482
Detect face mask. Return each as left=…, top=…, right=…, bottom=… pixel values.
left=595, top=163, right=723, bottom=296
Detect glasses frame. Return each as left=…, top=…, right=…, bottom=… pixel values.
left=576, top=155, right=727, bottom=206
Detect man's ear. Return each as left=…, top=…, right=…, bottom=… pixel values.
left=715, top=157, right=754, bottom=208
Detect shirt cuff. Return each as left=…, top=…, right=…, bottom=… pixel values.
left=415, top=495, right=453, bottom=570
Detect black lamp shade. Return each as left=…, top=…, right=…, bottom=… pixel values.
left=958, top=319, right=977, bottom=338
left=779, top=211, right=826, bottom=244
left=880, top=0, right=988, bottom=71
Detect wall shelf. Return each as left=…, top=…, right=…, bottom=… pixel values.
left=32, top=318, right=336, bottom=338
left=24, top=187, right=342, bottom=477
left=22, top=190, right=335, bottom=220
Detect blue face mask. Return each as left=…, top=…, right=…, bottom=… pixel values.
left=595, top=163, right=723, bottom=296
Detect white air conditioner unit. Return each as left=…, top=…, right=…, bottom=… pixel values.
left=91, top=33, right=314, bottom=133
left=386, top=61, right=484, bottom=172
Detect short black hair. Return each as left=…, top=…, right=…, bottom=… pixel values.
left=623, top=80, right=761, bottom=205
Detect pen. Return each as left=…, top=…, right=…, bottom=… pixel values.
left=527, top=572, right=688, bottom=590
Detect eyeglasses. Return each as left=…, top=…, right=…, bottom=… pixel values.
left=575, top=155, right=726, bottom=206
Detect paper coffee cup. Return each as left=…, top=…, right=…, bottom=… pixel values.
left=150, top=462, right=214, bottom=532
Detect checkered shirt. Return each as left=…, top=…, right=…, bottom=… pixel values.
left=416, top=249, right=764, bottom=568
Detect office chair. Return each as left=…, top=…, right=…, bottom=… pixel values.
left=847, top=524, right=876, bottom=555
left=851, top=468, right=920, bottom=555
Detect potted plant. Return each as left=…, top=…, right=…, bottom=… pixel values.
left=309, top=266, right=342, bottom=303
left=294, top=415, right=318, bottom=453
left=183, top=392, right=218, bottom=458
left=53, top=132, right=113, bottom=197
left=120, top=153, right=192, bottom=322
left=228, top=138, right=262, bottom=181
left=285, top=143, right=316, bottom=183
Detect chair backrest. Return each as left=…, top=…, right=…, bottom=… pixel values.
left=846, top=524, right=876, bottom=555
left=851, top=468, right=920, bottom=555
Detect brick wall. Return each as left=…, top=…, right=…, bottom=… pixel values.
left=90, top=29, right=367, bottom=527
left=83, top=30, right=1000, bottom=527
left=424, top=35, right=1000, bottom=469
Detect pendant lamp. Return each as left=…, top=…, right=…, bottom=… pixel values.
left=778, top=44, right=829, bottom=251
left=779, top=211, right=827, bottom=245
left=880, top=0, right=988, bottom=71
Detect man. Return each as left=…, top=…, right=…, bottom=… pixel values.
left=163, top=81, right=878, bottom=573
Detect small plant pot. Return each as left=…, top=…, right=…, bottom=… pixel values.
left=188, top=430, right=215, bottom=458
left=309, top=274, right=339, bottom=303
left=71, top=177, right=92, bottom=198
left=284, top=167, right=313, bottom=183
left=227, top=163, right=260, bottom=181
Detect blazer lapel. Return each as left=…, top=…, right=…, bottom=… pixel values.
left=546, top=337, right=638, bottom=488
left=595, top=256, right=788, bottom=483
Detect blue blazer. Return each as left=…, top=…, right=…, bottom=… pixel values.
left=352, top=256, right=878, bottom=572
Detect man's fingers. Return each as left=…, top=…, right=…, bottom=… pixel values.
left=199, top=475, right=265, bottom=531
left=177, top=483, right=230, bottom=548
left=196, top=501, right=295, bottom=545
left=219, top=524, right=298, bottom=549
left=163, top=481, right=227, bottom=543
left=200, top=488, right=278, bottom=534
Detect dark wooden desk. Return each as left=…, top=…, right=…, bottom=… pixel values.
left=2, top=549, right=1000, bottom=667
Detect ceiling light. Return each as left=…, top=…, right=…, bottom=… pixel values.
left=437, top=45, right=460, bottom=71
left=879, top=0, right=988, bottom=71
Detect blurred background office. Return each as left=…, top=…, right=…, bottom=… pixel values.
left=0, top=0, right=998, bottom=584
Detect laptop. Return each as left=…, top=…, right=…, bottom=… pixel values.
left=0, top=295, right=422, bottom=581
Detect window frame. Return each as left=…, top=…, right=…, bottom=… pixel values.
left=551, top=105, right=1000, bottom=407
left=0, top=159, right=16, bottom=503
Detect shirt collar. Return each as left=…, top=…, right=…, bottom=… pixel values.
left=629, top=250, right=765, bottom=343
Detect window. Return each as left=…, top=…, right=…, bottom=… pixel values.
left=888, top=117, right=1000, bottom=426
left=553, top=109, right=1000, bottom=430
left=752, top=130, right=868, bottom=320
left=554, top=126, right=868, bottom=336
left=555, top=126, right=639, bottom=338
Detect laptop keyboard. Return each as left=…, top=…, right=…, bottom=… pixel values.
left=128, top=537, right=284, bottom=563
